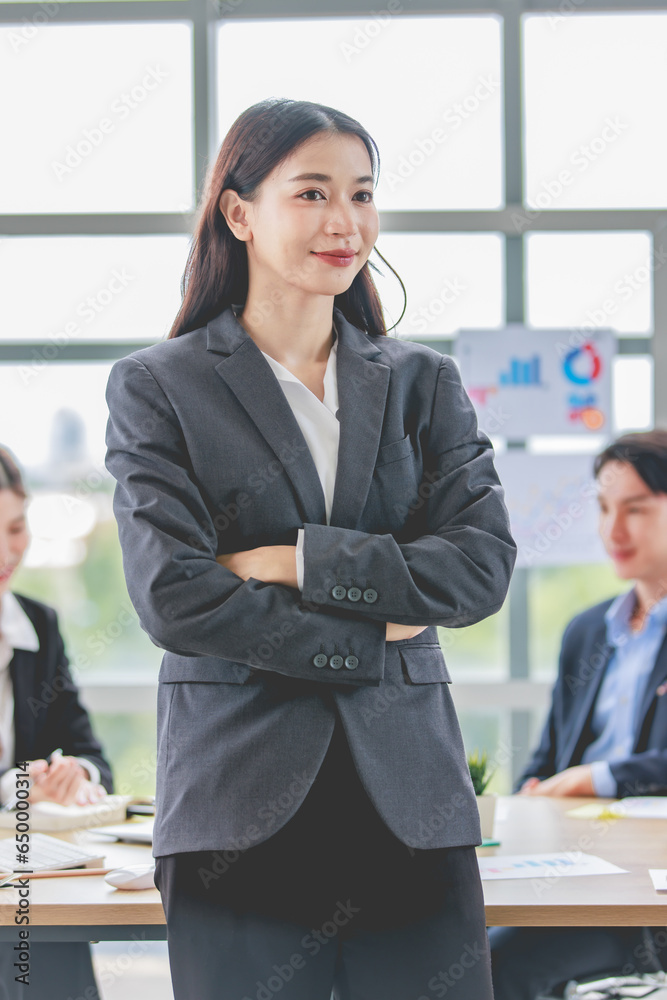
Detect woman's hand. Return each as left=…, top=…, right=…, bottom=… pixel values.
left=217, top=546, right=298, bottom=589
left=216, top=550, right=427, bottom=640
left=385, top=623, right=428, bottom=642
left=27, top=754, right=105, bottom=807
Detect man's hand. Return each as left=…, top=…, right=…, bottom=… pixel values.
left=27, top=755, right=106, bottom=807
left=217, top=546, right=298, bottom=588
left=517, top=777, right=541, bottom=795
left=519, top=765, right=595, bottom=797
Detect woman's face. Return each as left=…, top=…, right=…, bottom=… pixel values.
left=0, top=490, right=29, bottom=599
left=225, top=131, right=379, bottom=304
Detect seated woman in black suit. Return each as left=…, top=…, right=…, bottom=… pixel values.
left=0, top=446, right=113, bottom=1000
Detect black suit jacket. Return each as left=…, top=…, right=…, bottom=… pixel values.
left=2, top=593, right=113, bottom=792
left=518, top=598, right=667, bottom=797
left=105, top=305, right=516, bottom=855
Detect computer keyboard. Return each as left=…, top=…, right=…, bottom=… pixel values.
left=0, top=832, right=105, bottom=872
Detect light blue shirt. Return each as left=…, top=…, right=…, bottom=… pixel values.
left=581, top=588, right=667, bottom=796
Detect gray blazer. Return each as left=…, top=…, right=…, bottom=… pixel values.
left=105, top=306, right=516, bottom=856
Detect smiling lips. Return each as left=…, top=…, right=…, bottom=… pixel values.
left=311, top=249, right=357, bottom=267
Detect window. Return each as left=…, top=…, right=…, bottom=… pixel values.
left=523, top=13, right=667, bottom=210
left=0, top=23, right=193, bottom=213
left=217, top=15, right=504, bottom=211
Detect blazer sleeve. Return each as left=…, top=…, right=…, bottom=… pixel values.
left=105, top=356, right=387, bottom=687
left=513, top=614, right=582, bottom=791
left=32, top=610, right=113, bottom=793
left=609, top=752, right=667, bottom=797
left=301, top=356, right=517, bottom=627
left=514, top=693, right=559, bottom=791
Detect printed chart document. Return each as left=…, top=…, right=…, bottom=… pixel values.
left=478, top=852, right=628, bottom=880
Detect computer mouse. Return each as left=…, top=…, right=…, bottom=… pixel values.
left=104, top=864, right=156, bottom=891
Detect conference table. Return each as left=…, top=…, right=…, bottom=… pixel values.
left=1, top=795, right=667, bottom=942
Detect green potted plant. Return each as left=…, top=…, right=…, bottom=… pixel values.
left=468, top=749, right=496, bottom=839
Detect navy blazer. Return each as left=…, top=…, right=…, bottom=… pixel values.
left=105, top=306, right=516, bottom=855
left=518, top=597, right=667, bottom=796
left=2, top=594, right=113, bottom=792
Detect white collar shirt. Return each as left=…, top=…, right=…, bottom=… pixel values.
left=0, top=592, right=40, bottom=772
left=259, top=335, right=340, bottom=591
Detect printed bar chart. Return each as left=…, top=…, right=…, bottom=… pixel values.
left=499, top=355, right=541, bottom=386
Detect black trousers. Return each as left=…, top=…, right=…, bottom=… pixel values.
left=155, top=714, right=493, bottom=1000
left=0, top=942, right=100, bottom=1000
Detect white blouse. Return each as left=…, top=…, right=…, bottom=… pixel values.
left=259, top=332, right=340, bottom=591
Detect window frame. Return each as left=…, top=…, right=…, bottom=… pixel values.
left=2, top=0, right=665, bottom=788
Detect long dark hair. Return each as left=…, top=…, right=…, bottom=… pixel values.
left=0, top=447, right=26, bottom=499
left=168, top=98, right=403, bottom=339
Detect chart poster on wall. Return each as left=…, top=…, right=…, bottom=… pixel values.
left=457, top=327, right=615, bottom=438
left=494, top=451, right=607, bottom=568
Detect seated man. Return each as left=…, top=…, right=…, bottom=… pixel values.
left=490, top=430, right=667, bottom=1000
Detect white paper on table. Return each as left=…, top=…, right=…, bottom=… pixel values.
left=613, top=797, right=667, bottom=819
left=478, top=852, right=628, bottom=880
left=649, top=870, right=667, bottom=892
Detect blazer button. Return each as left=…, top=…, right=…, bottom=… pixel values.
left=331, top=585, right=347, bottom=601
left=344, top=655, right=359, bottom=670
left=363, top=588, right=378, bottom=604
left=329, top=655, right=344, bottom=670
left=313, top=653, right=328, bottom=668
left=347, top=587, right=362, bottom=602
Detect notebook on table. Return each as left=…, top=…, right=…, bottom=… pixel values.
left=0, top=795, right=133, bottom=832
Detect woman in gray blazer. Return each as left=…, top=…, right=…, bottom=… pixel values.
left=105, top=98, right=516, bottom=1000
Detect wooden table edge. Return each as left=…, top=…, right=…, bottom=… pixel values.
left=0, top=900, right=165, bottom=926
left=486, top=904, right=667, bottom=926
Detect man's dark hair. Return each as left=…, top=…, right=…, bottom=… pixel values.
left=594, top=430, right=667, bottom=494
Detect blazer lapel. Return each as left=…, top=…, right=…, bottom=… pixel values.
left=209, top=309, right=326, bottom=526
left=633, top=630, right=667, bottom=751
left=329, top=310, right=390, bottom=530
left=9, top=649, right=37, bottom=765
left=208, top=307, right=390, bottom=531
left=560, top=623, right=615, bottom=769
